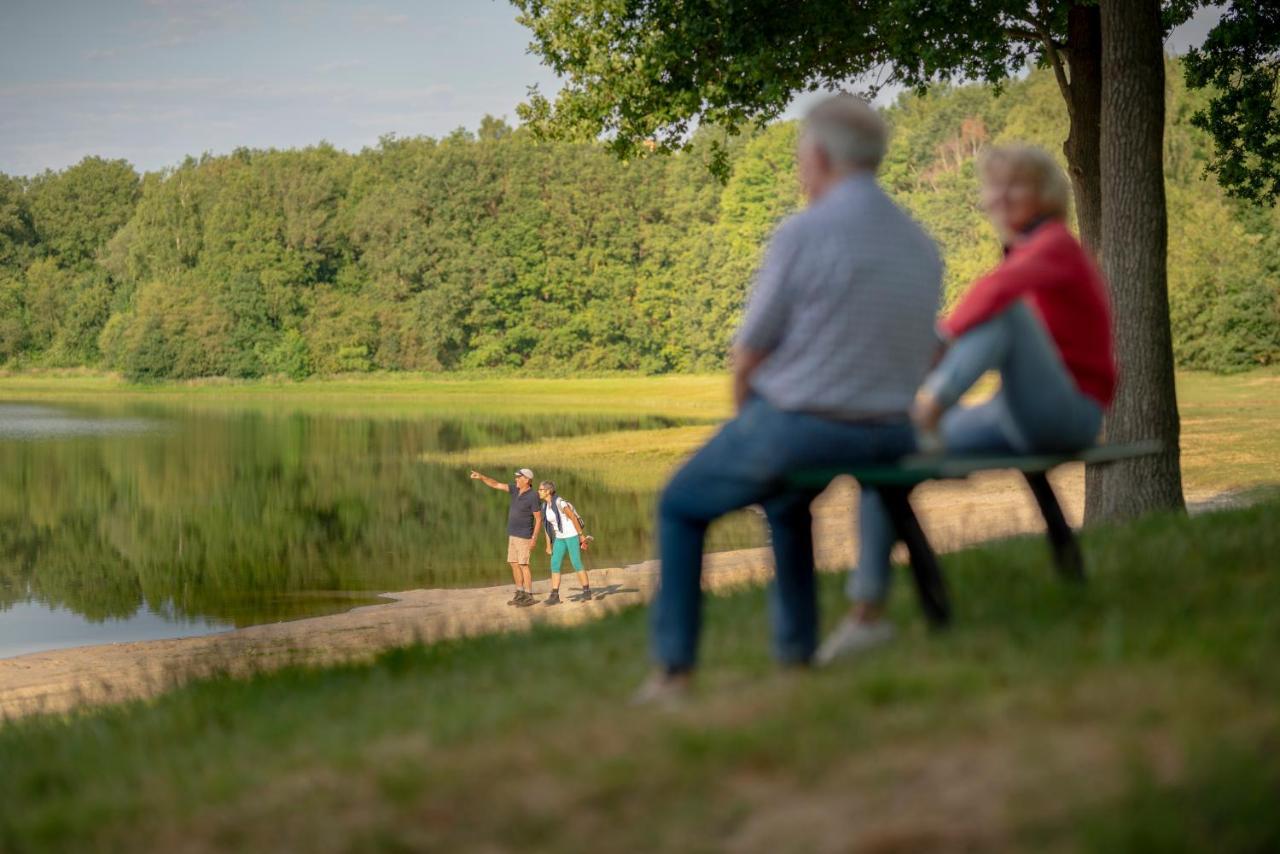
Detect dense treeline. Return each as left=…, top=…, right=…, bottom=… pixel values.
left=1, top=65, right=1276, bottom=379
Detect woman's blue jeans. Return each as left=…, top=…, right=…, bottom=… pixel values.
left=848, top=302, right=1104, bottom=605
left=651, top=397, right=916, bottom=672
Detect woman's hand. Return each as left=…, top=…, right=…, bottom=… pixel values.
left=545, top=543, right=552, bottom=555
left=910, top=391, right=946, bottom=454
left=910, top=391, right=945, bottom=434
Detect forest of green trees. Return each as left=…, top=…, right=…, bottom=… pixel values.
left=1, top=64, right=1276, bottom=380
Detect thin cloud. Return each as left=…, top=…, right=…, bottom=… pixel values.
left=314, top=59, right=368, bottom=74
left=351, top=5, right=428, bottom=34
left=352, top=6, right=408, bottom=28
left=129, top=0, right=254, bottom=49
left=0, top=77, right=455, bottom=107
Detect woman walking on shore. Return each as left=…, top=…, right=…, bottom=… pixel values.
left=538, top=481, right=593, bottom=605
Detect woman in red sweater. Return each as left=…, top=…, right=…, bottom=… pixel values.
left=913, top=144, right=1117, bottom=453
left=818, top=144, right=1117, bottom=665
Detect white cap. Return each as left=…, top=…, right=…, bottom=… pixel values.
left=515, top=468, right=534, bottom=480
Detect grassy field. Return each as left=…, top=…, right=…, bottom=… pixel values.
left=1177, top=369, right=1280, bottom=492
left=1, top=497, right=1278, bottom=852
left=0, top=371, right=734, bottom=419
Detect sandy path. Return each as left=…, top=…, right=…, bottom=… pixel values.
left=0, top=467, right=1224, bottom=720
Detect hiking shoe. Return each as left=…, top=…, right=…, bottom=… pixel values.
left=578, top=588, right=593, bottom=602
left=815, top=617, right=895, bottom=666
left=515, top=591, right=536, bottom=607
left=507, top=590, right=526, bottom=606
left=630, top=671, right=691, bottom=708
left=544, top=590, right=560, bottom=606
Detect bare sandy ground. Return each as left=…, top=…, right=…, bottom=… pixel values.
left=0, top=467, right=1227, bottom=720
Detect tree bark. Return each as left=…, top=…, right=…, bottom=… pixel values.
left=1086, top=0, right=1185, bottom=521
left=1062, top=4, right=1102, bottom=257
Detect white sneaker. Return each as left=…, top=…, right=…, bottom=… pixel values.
left=815, top=617, right=896, bottom=666
left=630, top=671, right=691, bottom=708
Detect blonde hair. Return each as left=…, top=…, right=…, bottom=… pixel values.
left=977, top=145, right=1072, bottom=220
left=803, top=94, right=889, bottom=171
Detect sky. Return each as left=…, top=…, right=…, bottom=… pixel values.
left=0, top=0, right=1226, bottom=177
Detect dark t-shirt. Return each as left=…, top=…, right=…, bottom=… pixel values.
left=507, top=483, right=540, bottom=537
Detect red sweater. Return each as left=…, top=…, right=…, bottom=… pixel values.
left=940, top=220, right=1117, bottom=407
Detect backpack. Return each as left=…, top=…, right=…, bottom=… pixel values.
left=545, top=497, right=594, bottom=549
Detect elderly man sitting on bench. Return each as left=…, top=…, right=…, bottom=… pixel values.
left=817, top=144, right=1119, bottom=665
left=634, top=95, right=943, bottom=704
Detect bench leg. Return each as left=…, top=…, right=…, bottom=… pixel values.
left=1023, top=472, right=1085, bottom=582
left=879, top=486, right=951, bottom=628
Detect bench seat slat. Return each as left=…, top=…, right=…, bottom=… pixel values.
left=789, top=440, right=1162, bottom=488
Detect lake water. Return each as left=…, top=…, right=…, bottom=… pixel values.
left=0, top=400, right=760, bottom=658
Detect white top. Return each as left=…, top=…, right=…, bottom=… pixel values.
left=543, top=497, right=579, bottom=539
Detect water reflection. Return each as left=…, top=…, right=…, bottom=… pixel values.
left=0, top=404, right=153, bottom=439
left=0, top=400, right=761, bottom=657
left=0, top=599, right=231, bottom=658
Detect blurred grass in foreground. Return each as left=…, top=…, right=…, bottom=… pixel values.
left=0, top=496, right=1277, bottom=852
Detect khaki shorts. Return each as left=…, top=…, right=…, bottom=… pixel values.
left=507, top=535, right=532, bottom=565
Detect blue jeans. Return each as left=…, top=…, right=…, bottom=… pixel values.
left=651, top=396, right=916, bottom=671
left=849, top=301, right=1104, bottom=604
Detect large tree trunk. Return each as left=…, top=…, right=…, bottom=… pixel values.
left=1086, top=0, right=1185, bottom=521
left=1062, top=4, right=1102, bottom=257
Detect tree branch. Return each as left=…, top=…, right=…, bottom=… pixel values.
left=1002, top=24, right=1042, bottom=42
left=1025, top=13, right=1073, bottom=115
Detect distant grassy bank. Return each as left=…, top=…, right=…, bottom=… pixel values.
left=0, top=370, right=733, bottom=419
left=2, top=368, right=1279, bottom=493
left=1, top=497, right=1277, bottom=851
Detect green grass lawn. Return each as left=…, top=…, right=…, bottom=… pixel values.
left=1177, top=369, right=1280, bottom=492
left=2, top=497, right=1277, bottom=852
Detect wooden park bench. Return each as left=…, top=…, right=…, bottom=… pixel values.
left=789, top=441, right=1162, bottom=627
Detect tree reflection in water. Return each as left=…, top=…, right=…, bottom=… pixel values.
left=0, top=402, right=762, bottom=646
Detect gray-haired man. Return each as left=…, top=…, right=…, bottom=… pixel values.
left=637, top=95, right=943, bottom=702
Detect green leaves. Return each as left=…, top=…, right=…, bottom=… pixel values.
left=1183, top=2, right=1280, bottom=204
left=25, top=157, right=139, bottom=269
left=511, top=0, right=1058, bottom=163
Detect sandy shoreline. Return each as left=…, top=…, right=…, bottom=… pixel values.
left=0, top=469, right=1229, bottom=721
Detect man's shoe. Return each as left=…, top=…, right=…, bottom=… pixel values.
left=515, top=591, right=536, bottom=607
left=630, top=670, right=691, bottom=708
left=507, top=590, right=525, bottom=606
left=814, top=617, right=895, bottom=666
left=544, top=590, right=560, bottom=606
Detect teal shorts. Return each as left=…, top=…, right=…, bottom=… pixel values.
left=550, top=535, right=583, bottom=573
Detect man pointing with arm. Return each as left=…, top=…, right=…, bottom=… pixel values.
left=470, top=467, right=543, bottom=606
